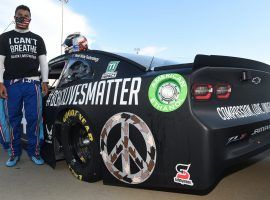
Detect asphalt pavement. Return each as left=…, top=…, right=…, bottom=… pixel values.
left=0, top=146, right=270, bottom=200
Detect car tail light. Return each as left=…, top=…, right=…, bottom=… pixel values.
left=216, top=84, right=231, bottom=99
left=193, top=84, right=213, bottom=100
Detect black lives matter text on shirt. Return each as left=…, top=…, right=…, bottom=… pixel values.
left=0, top=30, right=47, bottom=79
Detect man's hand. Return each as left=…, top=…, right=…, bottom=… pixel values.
left=41, top=82, right=49, bottom=96
left=0, top=83, right=7, bottom=99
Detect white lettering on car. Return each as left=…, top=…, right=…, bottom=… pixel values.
left=217, top=102, right=270, bottom=120
left=46, top=77, right=142, bottom=107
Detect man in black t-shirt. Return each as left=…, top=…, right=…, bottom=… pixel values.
left=0, top=5, right=49, bottom=167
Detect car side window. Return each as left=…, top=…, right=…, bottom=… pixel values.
left=58, top=59, right=93, bottom=87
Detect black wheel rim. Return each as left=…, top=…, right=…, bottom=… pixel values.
left=68, top=122, right=93, bottom=165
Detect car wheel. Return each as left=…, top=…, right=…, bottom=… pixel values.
left=61, top=109, right=102, bottom=182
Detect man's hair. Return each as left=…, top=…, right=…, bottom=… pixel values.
left=15, top=5, right=31, bottom=16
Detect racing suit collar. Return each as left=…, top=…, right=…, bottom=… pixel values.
left=14, top=28, right=30, bottom=33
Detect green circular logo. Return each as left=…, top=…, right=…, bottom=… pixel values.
left=148, top=73, right=187, bottom=112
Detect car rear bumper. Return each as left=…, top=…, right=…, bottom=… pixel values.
left=102, top=116, right=270, bottom=193
left=187, top=119, right=270, bottom=192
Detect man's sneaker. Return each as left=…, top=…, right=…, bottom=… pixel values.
left=6, top=156, right=20, bottom=167
left=31, top=155, right=44, bottom=165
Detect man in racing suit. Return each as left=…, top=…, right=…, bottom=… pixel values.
left=0, top=5, right=49, bottom=167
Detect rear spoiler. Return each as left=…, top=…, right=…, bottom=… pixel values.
left=193, top=55, right=270, bottom=73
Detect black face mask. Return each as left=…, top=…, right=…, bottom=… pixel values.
left=15, top=16, right=31, bottom=29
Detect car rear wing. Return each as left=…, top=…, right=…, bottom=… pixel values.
left=193, top=54, right=270, bottom=73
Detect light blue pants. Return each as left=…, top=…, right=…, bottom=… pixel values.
left=0, top=98, right=11, bottom=149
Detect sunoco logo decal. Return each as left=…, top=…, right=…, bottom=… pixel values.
left=174, top=163, right=194, bottom=186
left=148, top=73, right=187, bottom=112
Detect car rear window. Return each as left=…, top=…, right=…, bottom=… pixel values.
left=115, top=53, right=180, bottom=71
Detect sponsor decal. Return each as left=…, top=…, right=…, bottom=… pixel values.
left=217, top=102, right=270, bottom=120
left=226, top=133, right=248, bottom=145
left=148, top=73, right=187, bottom=112
left=100, top=112, right=157, bottom=184
left=252, top=77, right=261, bottom=85
left=101, top=61, right=120, bottom=79
left=62, top=109, right=94, bottom=142
left=46, top=77, right=141, bottom=107
left=45, top=124, right=53, bottom=144
left=174, top=163, right=194, bottom=186
left=73, top=54, right=100, bottom=62
left=226, top=124, right=270, bottom=145
left=252, top=124, right=270, bottom=136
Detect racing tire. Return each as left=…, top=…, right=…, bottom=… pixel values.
left=61, top=109, right=102, bottom=182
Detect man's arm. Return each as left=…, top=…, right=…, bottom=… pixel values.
left=0, top=55, right=5, bottom=83
left=0, top=55, right=7, bottom=99
left=39, top=54, right=49, bottom=96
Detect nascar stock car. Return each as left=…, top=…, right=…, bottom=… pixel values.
left=41, top=50, right=270, bottom=193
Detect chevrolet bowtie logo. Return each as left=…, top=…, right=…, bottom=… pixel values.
left=252, top=77, right=261, bottom=85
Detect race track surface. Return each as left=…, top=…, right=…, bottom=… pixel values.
left=0, top=147, right=270, bottom=200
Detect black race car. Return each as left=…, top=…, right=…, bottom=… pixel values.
left=42, top=50, right=270, bottom=193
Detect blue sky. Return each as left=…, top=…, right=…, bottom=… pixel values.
left=66, top=0, right=270, bottom=63
left=0, top=0, right=269, bottom=63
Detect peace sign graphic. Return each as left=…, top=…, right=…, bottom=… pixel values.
left=100, top=112, right=157, bottom=184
